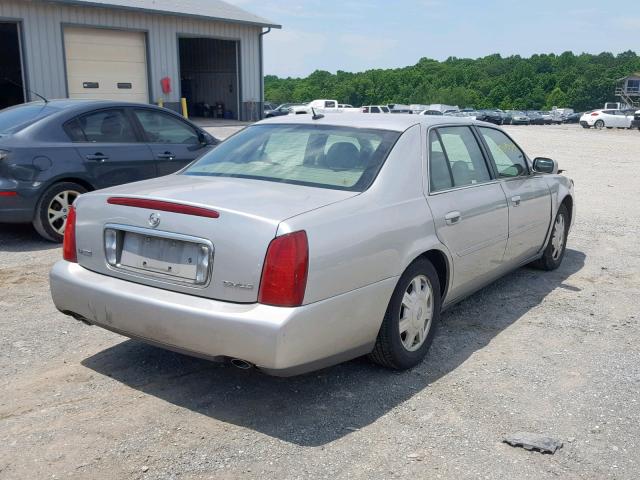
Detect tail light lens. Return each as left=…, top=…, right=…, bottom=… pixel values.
left=591, top=112, right=600, bottom=116
left=258, top=231, right=308, bottom=307
left=62, top=205, right=77, bottom=263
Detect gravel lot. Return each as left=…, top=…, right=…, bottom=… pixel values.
left=1, top=124, right=639, bottom=479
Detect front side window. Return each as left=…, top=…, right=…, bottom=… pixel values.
left=70, top=109, right=137, bottom=143
left=183, top=124, right=400, bottom=191
left=134, top=109, right=199, bottom=144
left=371, top=107, right=381, bottom=113
left=428, top=126, right=491, bottom=192
left=478, top=127, right=528, bottom=178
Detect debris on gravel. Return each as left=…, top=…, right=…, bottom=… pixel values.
left=503, top=432, right=563, bottom=454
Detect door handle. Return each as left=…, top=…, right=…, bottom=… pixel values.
left=86, top=153, right=109, bottom=162
left=511, top=195, right=521, bottom=206
left=444, top=211, right=461, bottom=225
left=157, top=152, right=175, bottom=160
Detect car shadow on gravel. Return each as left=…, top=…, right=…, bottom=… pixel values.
left=82, top=248, right=585, bottom=447
left=0, top=224, right=58, bottom=252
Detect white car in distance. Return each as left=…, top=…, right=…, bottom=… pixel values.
left=579, top=109, right=634, bottom=129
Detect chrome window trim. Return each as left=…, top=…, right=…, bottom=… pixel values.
left=103, top=223, right=215, bottom=289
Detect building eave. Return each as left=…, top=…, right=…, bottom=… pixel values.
left=46, top=0, right=282, bottom=29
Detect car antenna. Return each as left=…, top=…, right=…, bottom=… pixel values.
left=3, top=77, right=49, bottom=103
left=311, top=107, right=324, bottom=120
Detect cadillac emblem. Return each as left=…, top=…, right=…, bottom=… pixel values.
left=148, top=212, right=161, bottom=228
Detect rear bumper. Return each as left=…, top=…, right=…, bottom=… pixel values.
left=50, top=261, right=396, bottom=376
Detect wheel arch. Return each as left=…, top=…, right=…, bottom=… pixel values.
left=45, top=177, right=96, bottom=193
left=410, top=248, right=451, bottom=301
left=560, top=194, right=574, bottom=226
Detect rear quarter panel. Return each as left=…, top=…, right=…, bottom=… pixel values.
left=281, top=124, right=449, bottom=305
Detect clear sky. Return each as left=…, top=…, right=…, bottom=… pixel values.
left=227, top=0, right=638, bottom=78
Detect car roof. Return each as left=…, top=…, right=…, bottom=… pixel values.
left=260, top=112, right=486, bottom=132
left=15, top=99, right=167, bottom=111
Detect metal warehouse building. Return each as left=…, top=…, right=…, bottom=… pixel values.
left=0, top=0, right=279, bottom=120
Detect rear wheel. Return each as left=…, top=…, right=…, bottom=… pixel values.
left=594, top=120, right=605, bottom=129
left=33, top=182, right=87, bottom=242
left=531, top=204, right=569, bottom=271
left=369, top=258, right=441, bottom=370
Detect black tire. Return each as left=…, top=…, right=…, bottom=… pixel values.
left=531, top=204, right=569, bottom=271
left=33, top=182, right=87, bottom=242
left=594, top=120, right=605, bottom=129
left=369, top=258, right=441, bottom=370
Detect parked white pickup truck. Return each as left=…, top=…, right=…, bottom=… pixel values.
left=292, top=99, right=360, bottom=114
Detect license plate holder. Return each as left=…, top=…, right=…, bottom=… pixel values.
left=119, top=231, right=201, bottom=281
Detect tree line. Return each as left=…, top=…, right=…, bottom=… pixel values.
left=265, top=51, right=640, bottom=111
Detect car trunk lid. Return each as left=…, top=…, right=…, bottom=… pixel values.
left=74, top=175, right=357, bottom=302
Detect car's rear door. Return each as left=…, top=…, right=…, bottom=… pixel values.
left=67, top=108, right=157, bottom=189
left=131, top=108, right=213, bottom=176
left=476, top=126, right=551, bottom=264
left=425, top=126, right=509, bottom=300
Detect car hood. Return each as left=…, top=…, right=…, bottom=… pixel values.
left=96, top=173, right=360, bottom=224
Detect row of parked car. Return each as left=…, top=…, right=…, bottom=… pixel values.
left=264, top=102, right=582, bottom=125
left=428, top=109, right=579, bottom=126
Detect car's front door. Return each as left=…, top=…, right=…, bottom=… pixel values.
left=68, top=108, right=157, bottom=189
left=132, top=108, right=213, bottom=176
left=477, top=126, right=552, bottom=264
left=425, top=126, right=509, bottom=300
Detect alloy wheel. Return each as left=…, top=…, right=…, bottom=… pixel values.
left=398, top=275, right=434, bottom=352
left=47, top=190, right=81, bottom=235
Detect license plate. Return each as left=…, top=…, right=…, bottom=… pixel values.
left=119, top=231, right=201, bottom=281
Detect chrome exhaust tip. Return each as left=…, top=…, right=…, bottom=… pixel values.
left=230, top=358, right=253, bottom=370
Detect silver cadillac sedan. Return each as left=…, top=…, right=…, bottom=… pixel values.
left=50, top=114, right=574, bottom=376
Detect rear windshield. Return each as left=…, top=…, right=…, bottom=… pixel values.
left=0, top=103, right=60, bottom=133
left=183, top=124, right=401, bottom=191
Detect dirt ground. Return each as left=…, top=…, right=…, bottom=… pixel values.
left=1, top=124, right=639, bottom=479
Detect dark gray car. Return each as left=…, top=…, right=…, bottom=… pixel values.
left=0, top=100, right=218, bottom=241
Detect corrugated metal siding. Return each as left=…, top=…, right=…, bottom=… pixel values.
left=0, top=0, right=262, bottom=114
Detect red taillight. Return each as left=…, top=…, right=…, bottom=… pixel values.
left=590, top=112, right=600, bottom=116
left=258, top=231, right=308, bottom=307
left=62, top=205, right=77, bottom=263
left=107, top=197, right=219, bottom=218
left=0, top=191, right=17, bottom=197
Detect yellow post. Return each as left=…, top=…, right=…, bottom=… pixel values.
left=157, top=98, right=164, bottom=108
left=181, top=97, right=188, bottom=119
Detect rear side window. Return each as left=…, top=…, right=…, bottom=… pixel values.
left=428, top=126, right=491, bottom=192
left=66, top=109, right=137, bottom=143
left=478, top=127, right=528, bottom=177
left=371, top=107, right=381, bottom=113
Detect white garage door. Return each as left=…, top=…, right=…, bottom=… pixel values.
left=64, top=27, right=148, bottom=103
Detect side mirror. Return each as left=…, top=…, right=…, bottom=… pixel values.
left=532, top=157, right=558, bottom=174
